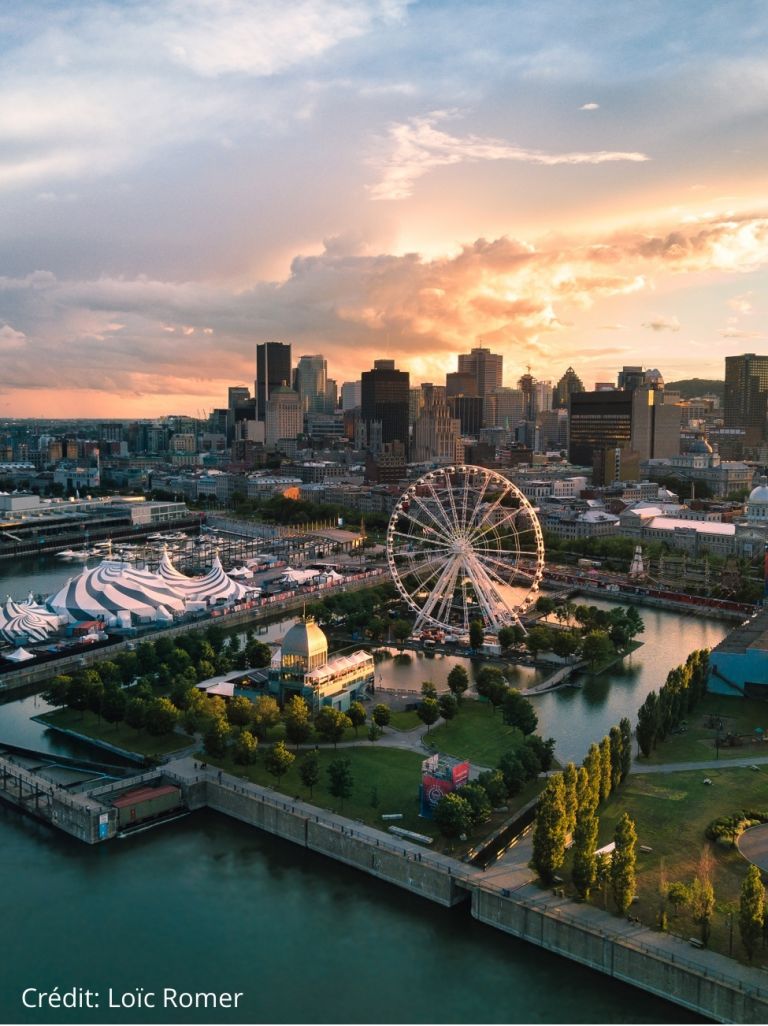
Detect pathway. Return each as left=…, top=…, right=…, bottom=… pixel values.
left=631, top=754, right=768, bottom=775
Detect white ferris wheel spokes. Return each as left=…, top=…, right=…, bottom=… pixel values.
left=385, top=465, right=545, bottom=636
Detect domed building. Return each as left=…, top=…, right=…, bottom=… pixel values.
left=257, top=616, right=374, bottom=713
left=747, top=475, right=768, bottom=523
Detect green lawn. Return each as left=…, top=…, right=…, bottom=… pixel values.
left=639, top=693, right=768, bottom=765
left=389, top=709, right=421, bottom=731
left=426, top=699, right=524, bottom=767
left=202, top=745, right=439, bottom=838
left=39, top=708, right=191, bottom=758
left=586, top=767, right=768, bottom=962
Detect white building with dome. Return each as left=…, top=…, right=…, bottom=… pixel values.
left=747, top=476, right=768, bottom=523
left=255, top=617, right=374, bottom=713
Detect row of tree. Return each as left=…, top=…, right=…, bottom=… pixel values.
left=532, top=718, right=633, bottom=902
left=635, top=649, right=709, bottom=757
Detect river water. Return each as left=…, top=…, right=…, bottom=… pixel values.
left=0, top=554, right=718, bottom=1023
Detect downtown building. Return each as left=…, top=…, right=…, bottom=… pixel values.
left=256, top=341, right=292, bottom=421
left=360, top=359, right=410, bottom=456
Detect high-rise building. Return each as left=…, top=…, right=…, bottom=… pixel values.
left=553, top=366, right=585, bottom=408
left=457, top=347, right=503, bottom=406
left=724, top=353, right=768, bottom=446
left=448, top=395, right=484, bottom=436
left=486, top=387, right=525, bottom=429
left=534, top=380, right=553, bottom=414
left=256, top=341, right=292, bottom=421
left=265, top=385, right=302, bottom=452
left=569, top=386, right=679, bottom=483
left=446, top=371, right=478, bottom=397
left=325, top=379, right=338, bottom=412
left=361, top=359, right=410, bottom=455
left=411, top=384, right=462, bottom=464
left=340, top=381, right=361, bottom=411
left=295, top=355, right=328, bottom=416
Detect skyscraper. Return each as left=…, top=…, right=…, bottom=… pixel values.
left=724, top=353, right=768, bottom=446
left=553, top=366, right=585, bottom=409
left=361, top=359, right=410, bottom=455
left=457, top=346, right=503, bottom=404
left=295, top=354, right=328, bottom=415
left=256, top=341, right=292, bottom=421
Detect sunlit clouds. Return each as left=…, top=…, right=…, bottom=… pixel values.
left=3, top=1, right=768, bottom=415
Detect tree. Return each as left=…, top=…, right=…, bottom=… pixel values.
left=438, top=692, right=458, bottom=721
left=498, top=752, right=526, bottom=796
left=367, top=723, right=382, bottom=742
left=144, top=697, right=178, bottom=737
left=372, top=703, right=391, bottom=728
left=501, top=689, right=538, bottom=734
left=468, top=619, right=484, bottom=651
left=203, top=718, right=230, bottom=757
left=619, top=718, right=633, bottom=780
left=392, top=619, right=412, bottom=646
left=265, top=740, right=295, bottom=782
left=284, top=695, right=312, bottom=748
left=299, top=751, right=321, bottom=796
left=42, top=675, right=72, bottom=708
left=690, top=875, right=716, bottom=947
left=525, top=625, right=553, bottom=657
left=347, top=701, right=367, bottom=736
left=477, top=769, right=507, bottom=807
left=315, top=706, right=352, bottom=747
left=531, top=774, right=567, bottom=885
left=98, top=660, right=121, bottom=687
left=636, top=691, right=659, bottom=757
left=226, top=696, right=254, bottom=728
left=562, top=762, right=578, bottom=837
left=572, top=807, right=599, bottom=899
left=666, top=882, right=691, bottom=915
left=252, top=695, right=281, bottom=739
left=740, top=864, right=765, bottom=961
left=233, top=729, right=259, bottom=765
left=417, top=697, right=440, bottom=733
left=420, top=680, right=438, bottom=700
left=535, top=595, right=556, bottom=616
left=497, top=625, right=523, bottom=652
left=446, top=665, right=469, bottom=703
left=66, top=676, right=92, bottom=719
left=245, top=639, right=272, bottom=668
left=582, top=743, right=602, bottom=810
left=457, top=782, right=492, bottom=826
left=124, top=696, right=147, bottom=732
left=434, top=792, right=474, bottom=840
left=611, top=812, right=637, bottom=916
left=599, top=736, right=612, bottom=803
left=609, top=726, right=623, bottom=792
left=101, top=686, right=126, bottom=729
left=551, top=630, right=580, bottom=660
left=476, top=666, right=507, bottom=714
left=581, top=630, right=613, bottom=669
left=327, top=757, right=354, bottom=810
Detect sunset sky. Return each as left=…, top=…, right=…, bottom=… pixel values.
left=3, top=1, right=768, bottom=417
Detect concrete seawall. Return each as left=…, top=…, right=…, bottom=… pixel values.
left=471, top=886, right=768, bottom=1024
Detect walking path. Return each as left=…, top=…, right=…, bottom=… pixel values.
left=631, top=754, right=768, bottom=774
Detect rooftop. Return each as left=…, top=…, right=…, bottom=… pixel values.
left=713, top=610, right=768, bottom=655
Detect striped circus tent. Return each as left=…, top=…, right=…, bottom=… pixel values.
left=47, top=559, right=187, bottom=623
left=157, top=549, right=251, bottom=604
left=1, top=598, right=59, bottom=644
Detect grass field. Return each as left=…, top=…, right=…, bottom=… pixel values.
left=588, top=766, right=768, bottom=962
left=202, top=740, right=541, bottom=855
left=40, top=708, right=191, bottom=758
left=426, top=699, right=524, bottom=767
left=639, top=693, right=768, bottom=765
left=388, top=709, right=421, bottom=731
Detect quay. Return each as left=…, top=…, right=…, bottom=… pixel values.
left=0, top=569, right=387, bottom=698
left=4, top=750, right=767, bottom=1024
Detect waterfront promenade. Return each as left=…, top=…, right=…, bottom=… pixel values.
left=153, top=755, right=768, bottom=1023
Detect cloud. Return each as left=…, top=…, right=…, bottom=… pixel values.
left=579, top=102, right=600, bottom=110
left=3, top=210, right=768, bottom=412
left=0, top=324, right=26, bottom=351
left=642, top=315, right=681, bottom=332
left=729, top=290, right=753, bottom=314
left=367, top=111, right=650, bottom=200
left=719, top=328, right=764, bottom=339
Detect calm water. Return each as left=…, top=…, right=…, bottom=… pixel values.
left=0, top=556, right=720, bottom=1024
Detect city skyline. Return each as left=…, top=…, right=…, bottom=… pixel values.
left=3, top=1, right=768, bottom=417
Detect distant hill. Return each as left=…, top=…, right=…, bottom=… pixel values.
left=666, top=378, right=724, bottom=399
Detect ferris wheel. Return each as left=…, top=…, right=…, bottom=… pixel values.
left=386, top=465, right=545, bottom=637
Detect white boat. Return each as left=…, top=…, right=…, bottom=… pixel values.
left=56, top=549, right=78, bottom=560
